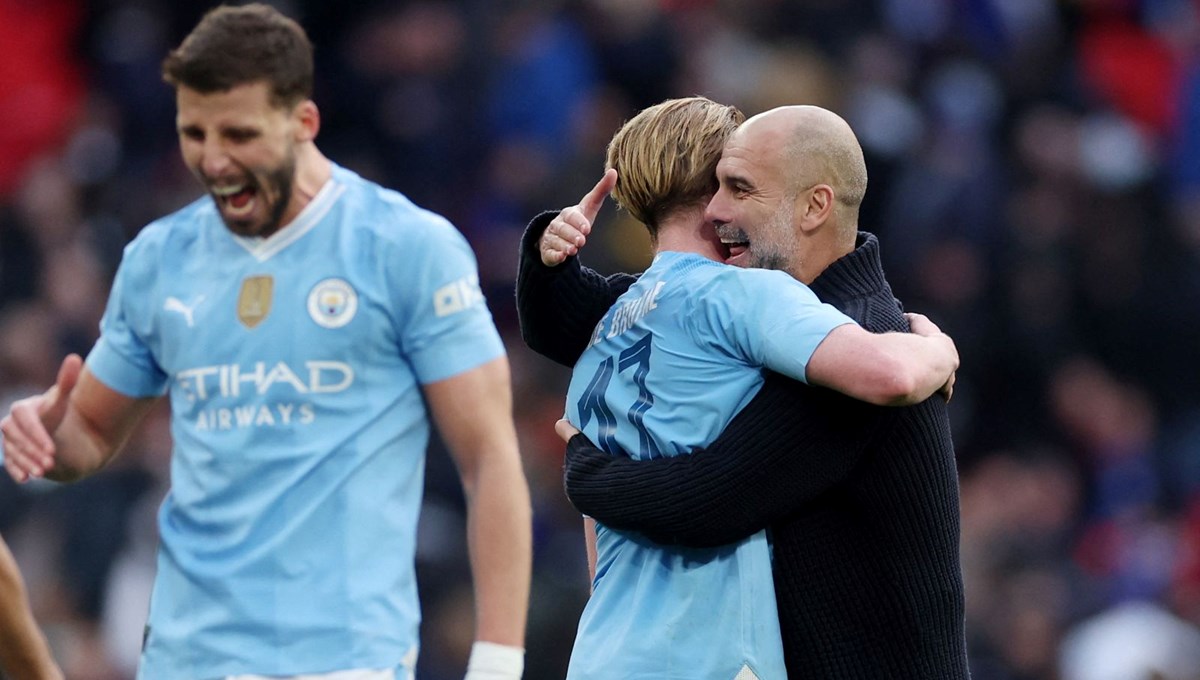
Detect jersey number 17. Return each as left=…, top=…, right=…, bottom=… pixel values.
left=575, top=333, right=661, bottom=460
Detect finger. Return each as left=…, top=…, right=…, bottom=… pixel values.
left=540, top=233, right=579, bottom=264
left=4, top=456, right=29, bottom=484
left=37, top=354, right=82, bottom=430
left=11, top=401, right=54, bottom=454
left=555, top=418, right=581, bottom=443
left=908, top=315, right=943, bottom=336
left=550, top=215, right=588, bottom=245
left=579, top=169, right=617, bottom=223
left=556, top=207, right=593, bottom=239
left=57, top=353, right=83, bottom=396
left=0, top=429, right=43, bottom=481
left=940, top=373, right=956, bottom=402
left=543, top=227, right=582, bottom=251
left=541, top=249, right=566, bottom=267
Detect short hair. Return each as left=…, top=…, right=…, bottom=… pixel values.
left=162, top=3, right=313, bottom=109
left=785, top=126, right=867, bottom=212
left=605, top=97, right=744, bottom=239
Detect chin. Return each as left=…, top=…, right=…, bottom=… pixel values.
left=222, top=219, right=262, bottom=237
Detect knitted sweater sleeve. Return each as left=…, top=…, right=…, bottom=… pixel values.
left=515, top=211, right=637, bottom=367
left=564, top=371, right=890, bottom=547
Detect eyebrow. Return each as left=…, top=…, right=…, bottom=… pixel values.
left=721, top=172, right=752, bottom=189
left=176, top=124, right=261, bottom=136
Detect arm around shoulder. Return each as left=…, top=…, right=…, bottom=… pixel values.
left=565, top=371, right=884, bottom=546
left=805, top=323, right=959, bottom=406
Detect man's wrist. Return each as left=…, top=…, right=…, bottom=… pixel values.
left=464, top=640, right=524, bottom=680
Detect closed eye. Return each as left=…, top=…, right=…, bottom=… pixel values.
left=224, top=128, right=260, bottom=143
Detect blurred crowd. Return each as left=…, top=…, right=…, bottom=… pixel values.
left=2, top=0, right=1200, bottom=678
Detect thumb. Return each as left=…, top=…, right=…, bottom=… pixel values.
left=555, top=418, right=581, bottom=443
left=39, top=354, right=83, bottom=426
left=579, top=168, right=617, bottom=223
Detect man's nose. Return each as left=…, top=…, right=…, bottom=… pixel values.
left=705, top=192, right=729, bottom=226
left=199, top=140, right=232, bottom=178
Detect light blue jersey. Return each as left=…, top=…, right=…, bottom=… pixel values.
left=86, top=165, right=505, bottom=680
left=564, top=251, right=854, bottom=680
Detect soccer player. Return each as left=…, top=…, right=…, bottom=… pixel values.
left=0, top=535, right=62, bottom=680
left=523, top=105, right=970, bottom=677
left=537, top=98, right=957, bottom=679
left=0, top=5, right=531, bottom=679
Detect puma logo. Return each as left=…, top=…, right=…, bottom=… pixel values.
left=164, top=295, right=205, bottom=328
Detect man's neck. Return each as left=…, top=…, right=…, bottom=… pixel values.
left=277, top=144, right=333, bottom=230
left=789, top=224, right=857, bottom=284
left=653, top=208, right=725, bottom=262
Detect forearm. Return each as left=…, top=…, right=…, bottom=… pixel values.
left=0, top=542, right=62, bottom=680
left=45, top=393, right=152, bottom=482
left=45, top=410, right=115, bottom=482
left=13, top=368, right=156, bottom=484
left=463, top=445, right=532, bottom=646
left=879, top=332, right=957, bottom=405
left=515, top=211, right=634, bottom=366
left=566, top=376, right=882, bottom=547
left=807, top=325, right=957, bottom=406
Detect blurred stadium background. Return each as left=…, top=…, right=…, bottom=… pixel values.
left=2, top=0, right=1200, bottom=678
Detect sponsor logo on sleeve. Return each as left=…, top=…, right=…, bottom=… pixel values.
left=433, top=275, right=484, bottom=318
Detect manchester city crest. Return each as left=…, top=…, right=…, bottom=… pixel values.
left=307, top=278, right=358, bottom=328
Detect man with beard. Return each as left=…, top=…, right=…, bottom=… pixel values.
left=519, top=105, right=970, bottom=678
left=0, top=5, right=531, bottom=679
left=524, top=99, right=958, bottom=679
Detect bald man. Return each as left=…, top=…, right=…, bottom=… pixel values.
left=0, top=535, right=62, bottom=680
left=518, top=105, right=971, bottom=678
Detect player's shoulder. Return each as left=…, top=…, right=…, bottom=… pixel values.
left=122, top=194, right=213, bottom=261
left=694, top=258, right=809, bottom=297
left=332, top=164, right=464, bottom=248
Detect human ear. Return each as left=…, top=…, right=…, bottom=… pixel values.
left=294, top=100, right=320, bottom=142
left=798, top=184, right=834, bottom=234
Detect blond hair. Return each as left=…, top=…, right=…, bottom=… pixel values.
left=605, top=97, right=744, bottom=239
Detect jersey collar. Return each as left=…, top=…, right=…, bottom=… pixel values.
left=229, top=175, right=345, bottom=262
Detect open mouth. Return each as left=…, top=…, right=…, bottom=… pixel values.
left=211, top=182, right=258, bottom=218
left=720, top=237, right=750, bottom=265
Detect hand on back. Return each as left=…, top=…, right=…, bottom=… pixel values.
left=905, top=313, right=957, bottom=402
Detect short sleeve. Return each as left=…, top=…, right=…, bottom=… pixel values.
left=392, top=217, right=505, bottom=384
left=86, top=246, right=169, bottom=398
left=700, top=269, right=855, bottom=384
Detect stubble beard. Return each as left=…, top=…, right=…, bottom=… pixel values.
left=748, top=202, right=795, bottom=273
left=214, top=154, right=296, bottom=239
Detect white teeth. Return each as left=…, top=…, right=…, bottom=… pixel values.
left=211, top=184, right=245, bottom=196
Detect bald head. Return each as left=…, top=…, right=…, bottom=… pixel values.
left=736, top=105, right=867, bottom=220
